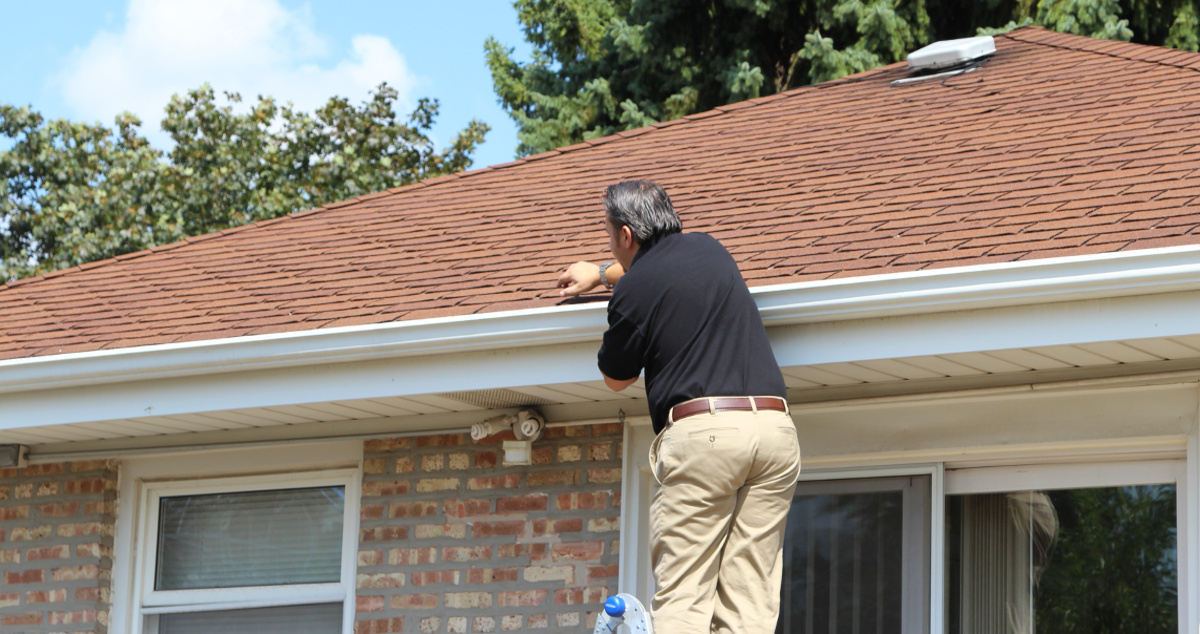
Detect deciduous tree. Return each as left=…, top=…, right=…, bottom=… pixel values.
left=0, top=83, right=488, bottom=281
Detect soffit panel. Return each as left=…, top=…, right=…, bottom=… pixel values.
left=13, top=337, right=1200, bottom=455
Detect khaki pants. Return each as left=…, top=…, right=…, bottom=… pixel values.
left=648, top=403, right=801, bottom=634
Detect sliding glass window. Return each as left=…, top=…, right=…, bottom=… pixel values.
left=944, top=462, right=1181, bottom=634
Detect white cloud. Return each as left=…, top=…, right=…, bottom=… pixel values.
left=57, top=0, right=420, bottom=142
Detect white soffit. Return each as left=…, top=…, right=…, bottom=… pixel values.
left=7, top=245, right=1200, bottom=434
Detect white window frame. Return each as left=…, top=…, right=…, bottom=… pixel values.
left=944, top=458, right=1188, bottom=634
left=132, top=469, right=359, bottom=633
left=796, top=465, right=945, bottom=634
left=103, top=439, right=362, bottom=634
left=619, top=421, right=658, bottom=601
left=789, top=475, right=932, bottom=634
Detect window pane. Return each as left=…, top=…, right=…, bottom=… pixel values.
left=777, top=489, right=905, bottom=633
left=158, top=602, right=341, bottom=634
left=156, top=486, right=345, bottom=591
left=946, top=485, right=1177, bottom=634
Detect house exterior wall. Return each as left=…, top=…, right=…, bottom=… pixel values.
left=10, top=380, right=1199, bottom=633
left=0, top=460, right=117, bottom=634
left=355, top=423, right=624, bottom=633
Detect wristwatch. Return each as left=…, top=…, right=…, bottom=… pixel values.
left=599, top=261, right=615, bottom=290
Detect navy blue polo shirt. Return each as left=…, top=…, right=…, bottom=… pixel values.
left=597, top=232, right=786, bottom=434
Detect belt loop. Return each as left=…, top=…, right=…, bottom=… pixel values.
left=750, top=397, right=758, bottom=413
left=707, top=397, right=715, bottom=416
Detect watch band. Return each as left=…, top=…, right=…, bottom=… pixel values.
left=599, top=261, right=615, bottom=290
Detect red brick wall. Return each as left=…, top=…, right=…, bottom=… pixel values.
left=0, top=460, right=117, bottom=634
left=356, top=423, right=623, bottom=633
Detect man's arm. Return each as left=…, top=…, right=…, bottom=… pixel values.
left=596, top=289, right=641, bottom=392
left=602, top=372, right=638, bottom=392
left=557, top=261, right=625, bottom=297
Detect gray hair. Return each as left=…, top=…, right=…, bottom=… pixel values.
left=604, top=180, right=682, bottom=248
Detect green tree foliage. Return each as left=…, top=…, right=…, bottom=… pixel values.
left=1036, top=486, right=1178, bottom=633
left=0, top=84, right=488, bottom=281
left=488, top=0, right=1200, bottom=156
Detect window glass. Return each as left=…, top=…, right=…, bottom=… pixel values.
left=778, top=476, right=929, bottom=634
left=156, top=486, right=345, bottom=591
left=158, top=603, right=342, bottom=634
left=946, top=485, right=1177, bottom=634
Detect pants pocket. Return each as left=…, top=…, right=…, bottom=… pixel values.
left=648, top=429, right=667, bottom=486
left=776, top=425, right=802, bottom=477
left=684, top=426, right=740, bottom=446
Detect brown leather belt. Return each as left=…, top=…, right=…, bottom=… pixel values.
left=668, top=396, right=788, bottom=425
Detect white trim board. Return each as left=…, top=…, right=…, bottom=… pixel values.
left=770, top=287, right=1200, bottom=368
left=944, top=459, right=1185, bottom=495
left=0, top=340, right=603, bottom=430
left=9, top=245, right=1200, bottom=432
left=5, top=243, right=1200, bottom=394
left=796, top=381, right=1199, bottom=465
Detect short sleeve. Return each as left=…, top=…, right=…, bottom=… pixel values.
left=597, top=307, right=645, bottom=381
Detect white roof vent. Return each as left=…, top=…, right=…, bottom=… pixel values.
left=907, top=36, right=995, bottom=71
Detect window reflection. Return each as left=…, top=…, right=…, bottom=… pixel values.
left=778, top=477, right=929, bottom=634
left=946, top=485, right=1177, bottom=634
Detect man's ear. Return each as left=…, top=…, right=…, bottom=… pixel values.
left=620, top=225, right=636, bottom=248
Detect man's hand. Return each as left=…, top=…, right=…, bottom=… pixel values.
left=557, top=261, right=603, bottom=297
left=558, top=261, right=625, bottom=297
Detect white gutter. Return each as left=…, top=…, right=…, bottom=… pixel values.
left=752, top=243, right=1200, bottom=323
left=5, top=244, right=1200, bottom=395
left=0, top=302, right=609, bottom=394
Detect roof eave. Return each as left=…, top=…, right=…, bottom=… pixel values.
left=5, top=244, right=1200, bottom=397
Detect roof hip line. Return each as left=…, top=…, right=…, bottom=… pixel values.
left=1003, top=27, right=1200, bottom=73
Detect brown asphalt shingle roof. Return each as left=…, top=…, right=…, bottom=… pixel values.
left=4, top=27, right=1200, bottom=361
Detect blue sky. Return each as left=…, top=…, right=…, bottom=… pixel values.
left=0, top=0, right=532, bottom=170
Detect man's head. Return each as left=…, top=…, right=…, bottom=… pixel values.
left=603, top=181, right=682, bottom=267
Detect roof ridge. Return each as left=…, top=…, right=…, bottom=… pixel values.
left=1003, top=25, right=1200, bottom=72
left=2, top=59, right=910, bottom=295
left=359, top=61, right=905, bottom=186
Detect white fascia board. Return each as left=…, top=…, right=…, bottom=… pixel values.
left=0, top=302, right=609, bottom=395
left=774, top=287, right=1200, bottom=368
left=5, top=244, right=1200, bottom=398
left=753, top=244, right=1200, bottom=325
left=0, top=341, right=605, bottom=429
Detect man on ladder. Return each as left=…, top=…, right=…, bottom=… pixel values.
left=558, top=180, right=802, bottom=633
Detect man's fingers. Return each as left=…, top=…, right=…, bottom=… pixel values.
left=559, top=279, right=588, bottom=297
left=556, top=261, right=601, bottom=297
left=557, top=271, right=581, bottom=291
